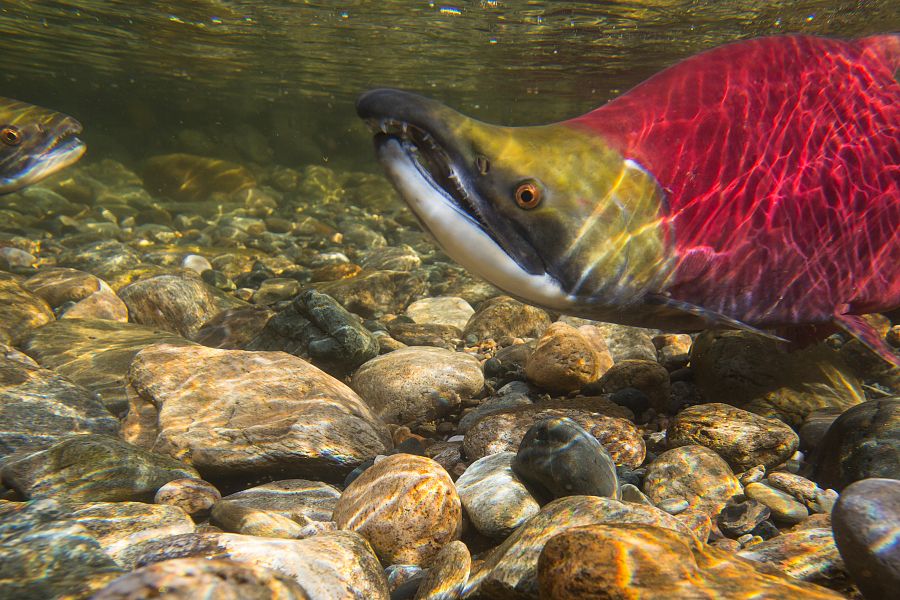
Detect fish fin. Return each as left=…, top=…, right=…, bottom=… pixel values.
left=645, top=293, right=787, bottom=342
left=833, top=313, right=900, bottom=368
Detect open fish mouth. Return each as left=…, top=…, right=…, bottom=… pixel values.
left=358, top=88, right=572, bottom=311
left=38, top=118, right=86, bottom=168
left=365, top=117, right=494, bottom=238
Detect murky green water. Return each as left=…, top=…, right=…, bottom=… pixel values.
left=2, top=0, right=898, bottom=169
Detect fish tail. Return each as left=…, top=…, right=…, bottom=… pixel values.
left=856, top=33, right=900, bottom=73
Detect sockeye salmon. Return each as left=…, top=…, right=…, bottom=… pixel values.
left=0, top=96, right=85, bottom=194
left=358, top=35, right=900, bottom=365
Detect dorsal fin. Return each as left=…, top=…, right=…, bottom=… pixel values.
left=833, top=313, right=900, bottom=368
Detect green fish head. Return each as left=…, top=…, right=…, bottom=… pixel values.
left=358, top=89, right=672, bottom=318
left=0, top=97, right=85, bottom=194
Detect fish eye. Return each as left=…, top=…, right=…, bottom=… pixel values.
left=1, top=126, right=21, bottom=146
left=514, top=180, right=542, bottom=209
left=475, top=154, right=490, bottom=175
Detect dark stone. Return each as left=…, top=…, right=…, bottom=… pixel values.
left=750, top=520, right=781, bottom=540
left=512, top=417, right=619, bottom=500
left=233, top=261, right=275, bottom=289
left=1, top=434, right=199, bottom=502
left=608, top=387, right=651, bottom=415
left=717, top=499, right=771, bottom=538
left=805, top=398, right=900, bottom=490
left=832, top=478, right=900, bottom=600
left=247, top=289, right=378, bottom=376
left=190, top=306, right=274, bottom=349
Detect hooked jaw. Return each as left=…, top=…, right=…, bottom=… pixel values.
left=357, top=89, right=575, bottom=311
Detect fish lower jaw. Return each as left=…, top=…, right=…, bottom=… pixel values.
left=376, top=136, right=576, bottom=312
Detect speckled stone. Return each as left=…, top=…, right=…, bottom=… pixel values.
left=537, top=523, right=843, bottom=599
left=154, top=478, right=221, bottom=520
left=92, top=558, right=310, bottom=599
left=691, top=331, right=864, bottom=426
left=832, top=478, right=900, bottom=600
left=513, top=417, right=619, bottom=500
left=455, top=452, right=539, bottom=539
left=0, top=277, right=54, bottom=343
left=21, top=318, right=194, bottom=416
left=131, top=530, right=388, bottom=598
left=597, top=360, right=671, bottom=413
left=1, top=434, right=199, bottom=502
left=642, top=445, right=742, bottom=518
left=668, top=403, right=799, bottom=471
left=0, top=355, right=118, bottom=459
left=463, top=399, right=643, bottom=467
left=737, top=528, right=844, bottom=584
left=66, top=501, right=195, bottom=568
left=462, top=295, right=551, bottom=342
left=805, top=398, right=900, bottom=491
left=351, top=346, right=483, bottom=425
left=123, top=343, right=391, bottom=485
left=118, top=272, right=247, bottom=338
left=406, top=296, right=474, bottom=331
left=524, top=322, right=613, bottom=394
left=334, top=454, right=461, bottom=566
left=745, top=482, right=809, bottom=524
left=412, top=540, right=470, bottom=600
left=465, top=495, right=691, bottom=599
left=0, top=499, right=125, bottom=599
left=767, top=472, right=819, bottom=504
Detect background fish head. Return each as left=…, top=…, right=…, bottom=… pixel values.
left=358, top=88, right=673, bottom=314
left=0, top=96, right=85, bottom=194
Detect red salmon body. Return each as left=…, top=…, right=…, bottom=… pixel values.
left=569, top=35, right=900, bottom=327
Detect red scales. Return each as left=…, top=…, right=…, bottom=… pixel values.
left=570, top=35, right=900, bottom=362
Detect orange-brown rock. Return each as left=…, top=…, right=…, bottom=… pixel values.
left=333, top=454, right=461, bottom=566
left=643, top=445, right=742, bottom=518
left=537, top=523, right=844, bottom=599
left=525, top=322, right=613, bottom=394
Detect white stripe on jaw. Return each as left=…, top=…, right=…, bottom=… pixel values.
left=377, top=137, right=575, bottom=312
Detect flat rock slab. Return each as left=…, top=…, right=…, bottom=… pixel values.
left=21, top=318, right=194, bottom=416
left=737, top=528, right=844, bottom=584
left=537, top=523, right=843, bottom=599
left=0, top=354, right=118, bottom=459
left=123, top=343, right=391, bottom=486
left=131, top=530, right=389, bottom=599
left=1, top=434, right=199, bottom=502
left=92, top=558, right=310, bottom=600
